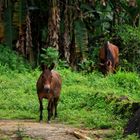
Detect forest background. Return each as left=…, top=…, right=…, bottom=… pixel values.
left=0, top=0, right=140, bottom=71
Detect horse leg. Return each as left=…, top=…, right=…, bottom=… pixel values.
left=47, top=98, right=54, bottom=123
left=54, top=98, right=59, bottom=118
left=39, top=98, right=43, bottom=121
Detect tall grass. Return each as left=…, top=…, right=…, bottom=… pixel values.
left=0, top=45, right=140, bottom=139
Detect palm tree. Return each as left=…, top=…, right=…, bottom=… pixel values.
left=62, top=0, right=88, bottom=68
left=61, top=0, right=70, bottom=63
left=13, top=0, right=26, bottom=56
left=47, top=0, right=60, bottom=50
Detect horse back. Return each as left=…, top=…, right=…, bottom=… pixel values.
left=108, top=43, right=119, bottom=66
left=51, top=70, right=62, bottom=97
left=99, top=42, right=119, bottom=66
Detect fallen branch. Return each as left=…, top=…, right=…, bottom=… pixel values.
left=72, top=131, right=91, bottom=140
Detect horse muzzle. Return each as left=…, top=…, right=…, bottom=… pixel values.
left=44, top=85, right=50, bottom=93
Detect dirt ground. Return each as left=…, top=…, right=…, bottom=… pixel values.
left=0, top=120, right=114, bottom=140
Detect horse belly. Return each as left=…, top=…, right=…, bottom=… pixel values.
left=99, top=47, right=106, bottom=62
left=110, top=45, right=119, bottom=67
left=38, top=92, right=53, bottom=99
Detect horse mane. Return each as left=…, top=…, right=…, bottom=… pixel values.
left=104, top=41, right=115, bottom=67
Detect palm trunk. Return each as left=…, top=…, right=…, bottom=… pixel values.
left=47, top=0, right=60, bottom=50
left=63, top=0, right=70, bottom=63
left=69, top=29, right=76, bottom=69
left=26, top=11, right=34, bottom=65
left=0, top=0, right=4, bottom=43
left=4, top=0, right=13, bottom=48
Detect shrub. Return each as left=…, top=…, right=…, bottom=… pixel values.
left=40, top=47, right=59, bottom=67
left=0, top=44, right=31, bottom=72
left=115, top=24, right=140, bottom=72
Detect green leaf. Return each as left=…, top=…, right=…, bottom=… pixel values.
left=40, top=47, right=59, bottom=66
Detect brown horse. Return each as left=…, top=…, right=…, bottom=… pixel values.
left=99, top=41, right=119, bottom=75
left=36, top=64, right=62, bottom=123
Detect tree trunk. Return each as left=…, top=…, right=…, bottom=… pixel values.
left=69, top=29, right=76, bottom=69
left=0, top=0, right=4, bottom=43
left=47, top=0, right=60, bottom=50
left=4, top=0, right=13, bottom=48
left=62, top=0, right=70, bottom=63
left=25, top=11, right=34, bottom=65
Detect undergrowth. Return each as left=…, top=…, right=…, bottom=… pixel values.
left=0, top=45, right=140, bottom=139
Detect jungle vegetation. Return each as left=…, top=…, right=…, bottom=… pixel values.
left=0, top=0, right=140, bottom=71
left=0, top=0, right=140, bottom=139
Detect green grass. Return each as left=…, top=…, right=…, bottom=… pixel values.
left=0, top=45, right=140, bottom=139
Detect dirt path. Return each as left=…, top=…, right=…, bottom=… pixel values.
left=0, top=120, right=114, bottom=140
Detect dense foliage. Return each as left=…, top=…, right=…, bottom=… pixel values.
left=0, top=46, right=31, bottom=72
left=0, top=0, right=140, bottom=72
left=115, top=24, right=140, bottom=72
left=40, top=47, right=59, bottom=67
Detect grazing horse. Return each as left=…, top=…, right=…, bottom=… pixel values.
left=36, top=64, right=62, bottom=123
left=99, top=41, right=119, bottom=75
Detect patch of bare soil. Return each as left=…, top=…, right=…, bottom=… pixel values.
left=0, top=120, right=114, bottom=140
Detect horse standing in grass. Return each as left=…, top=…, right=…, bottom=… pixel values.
left=36, top=64, right=62, bottom=123
left=99, top=41, right=119, bottom=75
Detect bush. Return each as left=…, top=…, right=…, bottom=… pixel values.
left=40, top=47, right=59, bottom=67
left=115, top=24, right=140, bottom=72
left=0, top=44, right=31, bottom=72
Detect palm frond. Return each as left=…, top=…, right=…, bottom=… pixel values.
left=74, top=19, right=88, bottom=58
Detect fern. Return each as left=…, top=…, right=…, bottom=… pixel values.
left=40, top=47, right=59, bottom=67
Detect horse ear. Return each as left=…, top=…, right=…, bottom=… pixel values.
left=41, top=64, right=48, bottom=71
left=49, top=63, right=55, bottom=70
